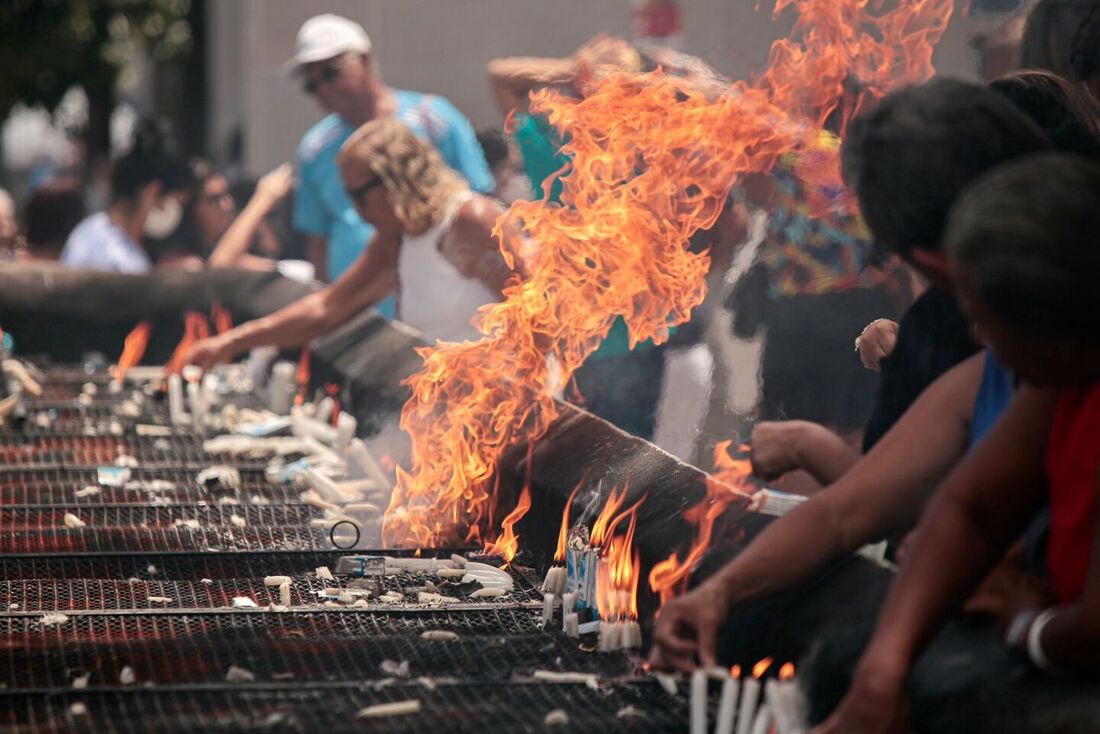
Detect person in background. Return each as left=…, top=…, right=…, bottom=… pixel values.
left=476, top=128, right=532, bottom=205
left=16, top=178, right=86, bottom=262
left=153, top=159, right=293, bottom=271
left=649, top=79, right=1051, bottom=673
left=752, top=67, right=1100, bottom=487
left=815, top=153, right=1100, bottom=733
left=0, top=188, right=16, bottom=260
left=289, top=13, right=493, bottom=305
left=1023, top=0, right=1100, bottom=97
left=184, top=118, right=512, bottom=371
left=61, top=119, right=191, bottom=274
left=488, top=36, right=729, bottom=442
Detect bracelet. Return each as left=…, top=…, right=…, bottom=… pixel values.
left=1005, top=609, right=1038, bottom=649
left=1026, top=607, right=1062, bottom=675
left=854, top=318, right=888, bottom=353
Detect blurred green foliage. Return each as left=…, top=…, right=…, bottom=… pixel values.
left=0, top=0, right=193, bottom=120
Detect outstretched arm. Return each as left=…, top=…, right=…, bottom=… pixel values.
left=186, top=230, right=401, bottom=370
left=649, top=353, right=985, bottom=671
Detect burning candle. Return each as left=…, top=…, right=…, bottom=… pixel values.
left=714, top=666, right=741, bottom=734
left=749, top=702, right=773, bottom=734
left=562, top=591, right=578, bottom=614
left=690, top=668, right=708, bottom=734
left=167, top=374, right=185, bottom=426
left=620, top=620, right=641, bottom=649
left=736, top=658, right=771, bottom=734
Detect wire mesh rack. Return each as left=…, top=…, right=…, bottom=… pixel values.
left=1, top=679, right=685, bottom=733
left=0, top=434, right=275, bottom=469
left=0, top=504, right=320, bottom=529
left=0, top=526, right=331, bottom=554
left=0, top=467, right=303, bottom=506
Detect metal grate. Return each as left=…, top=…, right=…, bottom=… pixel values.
left=1, top=680, right=684, bottom=733
left=0, top=608, right=545, bottom=642
left=1, top=632, right=633, bottom=690
left=0, top=434, right=274, bottom=468
left=0, top=526, right=330, bottom=554
left=0, top=551, right=354, bottom=581
left=0, top=467, right=303, bottom=506
left=0, top=505, right=320, bottom=529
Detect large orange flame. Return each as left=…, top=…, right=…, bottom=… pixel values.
left=383, top=0, right=953, bottom=549
left=593, top=490, right=645, bottom=621
left=482, top=483, right=532, bottom=564
left=114, top=321, right=152, bottom=382
left=165, top=313, right=211, bottom=376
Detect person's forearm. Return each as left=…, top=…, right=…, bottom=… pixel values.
left=488, top=57, right=574, bottom=115
left=855, top=387, right=1055, bottom=677
left=793, top=422, right=860, bottom=485
left=307, top=236, right=328, bottom=284
left=208, top=196, right=273, bottom=269
left=710, top=354, right=984, bottom=606
left=221, top=291, right=332, bottom=355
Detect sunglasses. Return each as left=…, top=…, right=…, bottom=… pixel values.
left=348, top=177, right=383, bottom=204
left=302, top=57, right=348, bottom=96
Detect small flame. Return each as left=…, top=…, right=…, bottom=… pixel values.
left=731, top=665, right=742, bottom=679
left=779, top=662, right=795, bottom=681
left=593, top=490, right=644, bottom=621
left=648, top=442, right=755, bottom=604
left=324, top=383, right=341, bottom=426
left=294, top=347, right=310, bottom=406
left=482, top=483, right=532, bottom=564
left=753, top=658, right=774, bottom=679
left=211, top=302, right=233, bottom=335
left=165, top=313, right=211, bottom=375
left=114, top=321, right=152, bottom=382
left=554, top=481, right=584, bottom=563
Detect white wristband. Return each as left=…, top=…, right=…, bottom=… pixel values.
left=1026, top=607, right=1061, bottom=675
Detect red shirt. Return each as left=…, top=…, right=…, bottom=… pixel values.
left=1046, top=379, right=1100, bottom=603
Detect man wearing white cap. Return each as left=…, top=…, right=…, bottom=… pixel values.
left=288, top=14, right=493, bottom=313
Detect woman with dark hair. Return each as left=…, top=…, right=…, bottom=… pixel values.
left=1022, top=0, right=1100, bottom=93
left=154, top=159, right=292, bottom=271
left=18, top=178, right=87, bottom=261
left=61, top=119, right=192, bottom=273
left=991, top=67, right=1100, bottom=158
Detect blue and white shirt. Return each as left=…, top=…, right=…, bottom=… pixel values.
left=61, top=212, right=151, bottom=274
left=294, top=91, right=493, bottom=316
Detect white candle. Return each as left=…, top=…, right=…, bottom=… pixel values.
left=562, top=591, right=578, bottom=614
left=334, top=412, right=357, bottom=454
left=690, top=669, right=708, bottom=734
left=749, top=702, right=772, bottom=734
left=620, top=620, right=642, bottom=649
left=167, top=374, right=185, bottom=426
left=542, top=593, right=555, bottom=626
left=564, top=612, right=579, bottom=637
left=269, top=361, right=295, bottom=415
left=715, top=674, right=741, bottom=734
left=187, top=380, right=205, bottom=432
left=736, top=677, right=760, bottom=734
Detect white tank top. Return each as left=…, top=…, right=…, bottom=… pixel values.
left=397, top=191, right=498, bottom=342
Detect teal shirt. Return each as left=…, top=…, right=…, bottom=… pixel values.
left=512, top=112, right=660, bottom=359
left=294, top=91, right=494, bottom=316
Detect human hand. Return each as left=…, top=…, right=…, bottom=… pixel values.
left=810, top=664, right=908, bottom=734
left=254, top=164, right=294, bottom=208
left=750, top=421, right=808, bottom=481
left=857, top=319, right=899, bottom=372
left=185, top=334, right=237, bottom=374
left=647, top=580, right=731, bottom=673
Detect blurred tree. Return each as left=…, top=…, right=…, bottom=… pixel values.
left=0, top=0, right=195, bottom=172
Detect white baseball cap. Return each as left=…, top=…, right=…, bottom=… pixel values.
left=285, top=14, right=372, bottom=72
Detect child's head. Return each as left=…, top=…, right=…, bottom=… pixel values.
left=990, top=69, right=1100, bottom=160
left=945, top=153, right=1100, bottom=385
left=841, top=78, right=1050, bottom=283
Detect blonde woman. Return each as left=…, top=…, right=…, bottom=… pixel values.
left=185, top=119, right=512, bottom=370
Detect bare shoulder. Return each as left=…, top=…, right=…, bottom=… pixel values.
left=451, top=195, right=504, bottom=242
